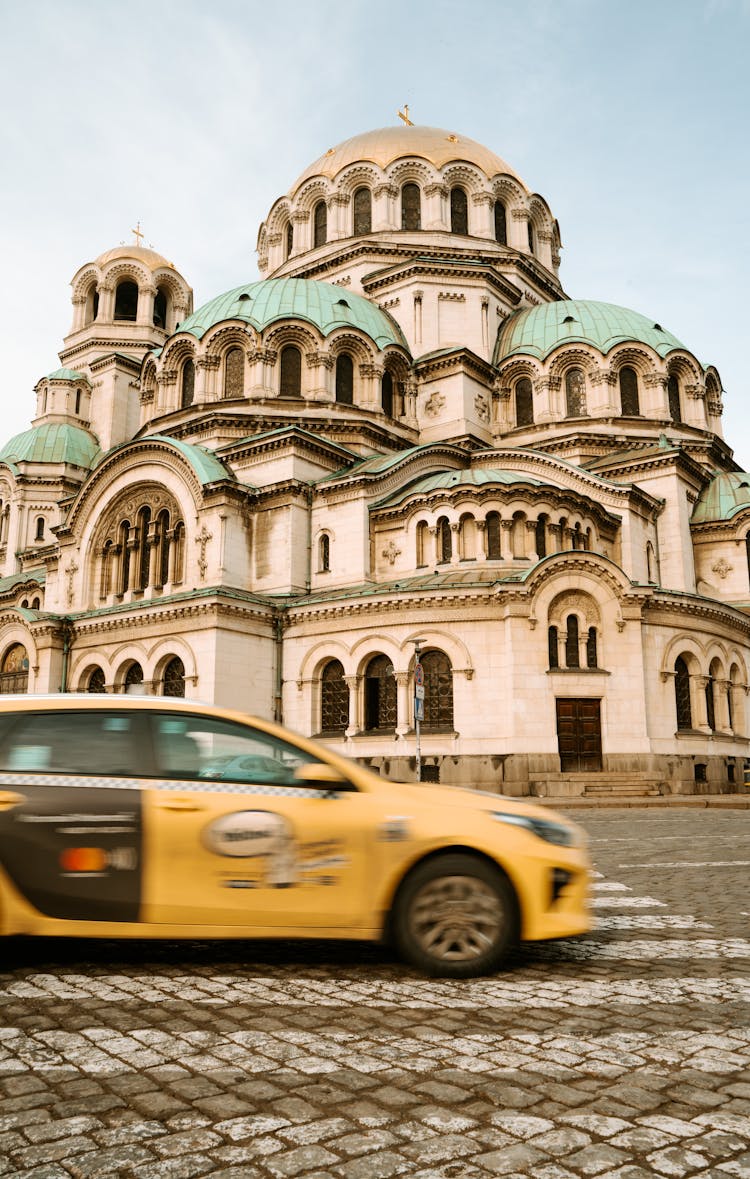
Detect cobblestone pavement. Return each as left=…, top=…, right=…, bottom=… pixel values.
left=0, top=808, right=748, bottom=1178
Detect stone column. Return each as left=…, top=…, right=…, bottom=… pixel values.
left=373, top=183, right=397, bottom=231
left=476, top=519, right=487, bottom=557
left=344, top=675, right=359, bottom=737
left=137, top=284, right=156, bottom=327
left=424, top=182, right=448, bottom=230
left=691, top=675, right=712, bottom=733
left=525, top=521, right=539, bottom=562
left=394, top=672, right=410, bottom=737
left=501, top=519, right=513, bottom=563
left=471, top=192, right=494, bottom=239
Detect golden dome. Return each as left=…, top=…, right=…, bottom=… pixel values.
left=95, top=245, right=174, bottom=271
left=291, top=125, right=525, bottom=192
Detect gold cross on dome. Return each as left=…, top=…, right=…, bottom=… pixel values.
left=131, top=221, right=144, bottom=247
left=397, top=105, right=413, bottom=126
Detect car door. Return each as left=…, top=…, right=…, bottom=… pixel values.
left=141, top=710, right=376, bottom=930
left=0, top=708, right=147, bottom=924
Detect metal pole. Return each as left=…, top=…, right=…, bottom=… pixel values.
left=414, top=639, right=422, bottom=783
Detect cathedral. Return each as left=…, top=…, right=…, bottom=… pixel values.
left=2, top=122, right=748, bottom=796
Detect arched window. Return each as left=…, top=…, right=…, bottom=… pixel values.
left=123, top=663, right=144, bottom=694
left=586, top=627, right=598, bottom=668
left=31, top=597, right=40, bottom=610
left=364, top=654, right=396, bottom=731
left=705, top=668, right=716, bottom=731
left=494, top=200, right=507, bottom=245
left=313, top=200, right=327, bottom=248
left=224, top=348, right=244, bottom=398
left=646, top=541, right=657, bottom=584
left=486, top=511, right=501, bottom=560
left=75, top=388, right=81, bottom=414
left=335, top=354, right=354, bottom=405
left=157, top=510, right=171, bottom=587
left=527, top=221, right=535, bottom=254
left=34, top=516, right=44, bottom=541
left=450, top=187, right=468, bottom=235
left=279, top=346, right=302, bottom=397
left=114, top=280, right=138, bottom=322
left=353, top=187, right=372, bottom=235
left=421, top=650, right=454, bottom=730
left=285, top=221, right=293, bottom=259
left=535, top=515, right=547, bottom=558
left=118, top=520, right=131, bottom=594
left=0, top=644, right=28, bottom=693
left=675, top=656, right=692, bottom=730
left=668, top=374, right=682, bottom=423
left=153, top=287, right=168, bottom=329
left=87, top=666, right=106, bottom=694
left=548, top=626, right=559, bottom=669
left=180, top=358, right=195, bottom=408
left=163, top=656, right=185, bottom=697
left=401, top=183, right=421, bottom=230
left=137, top=506, right=151, bottom=591
left=564, top=615, right=580, bottom=668
left=619, top=366, right=640, bottom=416
left=85, top=284, right=99, bottom=325
left=319, top=533, right=330, bottom=572
left=565, top=368, right=586, bottom=417
left=100, top=539, right=114, bottom=599
left=172, top=521, right=185, bottom=583
left=437, top=516, right=452, bottom=564
left=381, top=370, right=393, bottom=416
left=515, top=377, right=533, bottom=427
left=321, top=660, right=349, bottom=734
left=416, top=520, right=428, bottom=567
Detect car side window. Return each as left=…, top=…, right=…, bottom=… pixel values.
left=0, top=711, right=146, bottom=776
left=150, top=713, right=325, bottom=785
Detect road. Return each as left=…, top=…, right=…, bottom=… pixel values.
left=0, top=808, right=748, bottom=1178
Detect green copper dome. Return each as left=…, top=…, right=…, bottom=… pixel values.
left=177, top=278, right=409, bottom=352
left=495, top=300, right=687, bottom=364
left=0, top=424, right=100, bottom=469
left=378, top=468, right=542, bottom=508
left=692, top=471, right=750, bottom=523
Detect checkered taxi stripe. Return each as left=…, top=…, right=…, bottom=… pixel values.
left=0, top=772, right=326, bottom=799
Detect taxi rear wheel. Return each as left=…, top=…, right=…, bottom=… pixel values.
left=392, top=854, right=518, bottom=978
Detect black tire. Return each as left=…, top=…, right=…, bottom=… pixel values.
left=392, top=853, right=519, bottom=978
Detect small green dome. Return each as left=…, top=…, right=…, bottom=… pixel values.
left=177, top=278, right=409, bottom=352
left=692, top=471, right=750, bottom=523
left=495, top=299, right=686, bottom=364
left=46, top=368, right=88, bottom=382
left=0, top=423, right=100, bottom=469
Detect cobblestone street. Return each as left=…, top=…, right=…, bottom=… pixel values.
left=1, top=808, right=748, bottom=1178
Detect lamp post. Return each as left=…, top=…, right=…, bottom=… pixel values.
left=411, top=638, right=425, bottom=783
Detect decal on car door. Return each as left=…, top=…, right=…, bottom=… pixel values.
left=0, top=780, right=142, bottom=922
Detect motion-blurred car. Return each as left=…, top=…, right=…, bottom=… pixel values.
left=0, top=696, right=590, bottom=977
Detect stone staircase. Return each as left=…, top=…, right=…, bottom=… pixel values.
left=528, top=772, right=665, bottom=799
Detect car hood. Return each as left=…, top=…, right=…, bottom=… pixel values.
left=380, top=781, right=573, bottom=823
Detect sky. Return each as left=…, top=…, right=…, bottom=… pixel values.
left=0, top=0, right=748, bottom=461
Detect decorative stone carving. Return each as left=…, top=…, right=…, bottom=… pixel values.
left=381, top=540, right=401, bottom=566
left=712, top=558, right=733, bottom=579
left=424, top=392, right=446, bottom=417
left=474, top=394, right=489, bottom=422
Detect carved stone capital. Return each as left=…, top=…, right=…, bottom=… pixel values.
left=424, top=182, right=448, bottom=198
left=373, top=182, right=398, bottom=200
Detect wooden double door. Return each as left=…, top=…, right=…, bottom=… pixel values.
left=556, top=698, right=602, bottom=772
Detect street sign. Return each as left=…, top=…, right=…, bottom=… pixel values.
left=415, top=684, right=425, bottom=700
left=414, top=662, right=424, bottom=686
left=414, top=696, right=424, bottom=721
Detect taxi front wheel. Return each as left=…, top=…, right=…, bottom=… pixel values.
left=392, top=854, right=519, bottom=978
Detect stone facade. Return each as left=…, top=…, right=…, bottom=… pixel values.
left=0, top=123, right=747, bottom=795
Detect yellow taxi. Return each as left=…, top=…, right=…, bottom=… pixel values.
left=0, top=696, right=590, bottom=977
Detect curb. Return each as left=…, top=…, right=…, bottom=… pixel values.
left=535, top=794, right=750, bottom=810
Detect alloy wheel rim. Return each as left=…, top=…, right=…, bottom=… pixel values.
left=409, top=874, right=504, bottom=961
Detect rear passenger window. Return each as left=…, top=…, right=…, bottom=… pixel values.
left=0, top=712, right=145, bottom=776
left=150, top=713, right=322, bottom=784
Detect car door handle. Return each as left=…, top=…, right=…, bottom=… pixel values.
left=157, top=798, right=205, bottom=812
left=0, top=791, right=27, bottom=809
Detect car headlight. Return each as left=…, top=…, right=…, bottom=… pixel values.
left=490, top=811, right=578, bottom=847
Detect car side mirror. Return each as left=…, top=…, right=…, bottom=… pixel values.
left=293, top=763, right=353, bottom=790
